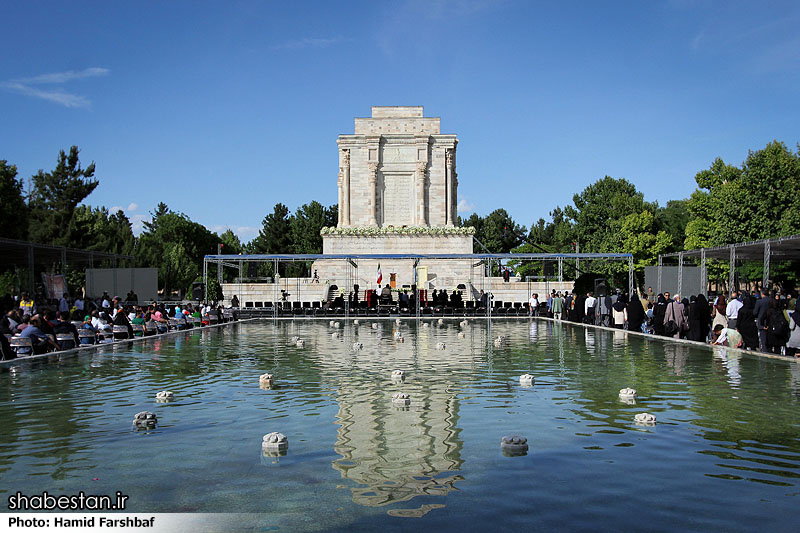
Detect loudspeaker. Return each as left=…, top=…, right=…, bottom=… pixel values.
left=192, top=282, right=204, bottom=300
left=543, top=261, right=554, bottom=276
left=247, top=262, right=258, bottom=278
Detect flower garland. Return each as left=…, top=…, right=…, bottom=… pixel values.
left=320, top=225, right=476, bottom=236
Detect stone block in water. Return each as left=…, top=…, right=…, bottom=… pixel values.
left=501, top=435, right=528, bottom=456
left=372, top=323, right=379, bottom=329
left=329, top=320, right=335, bottom=327
left=619, top=388, right=637, bottom=399
left=634, top=412, right=656, bottom=425
left=332, top=332, right=341, bottom=339
left=334, top=322, right=340, bottom=328
left=391, top=370, right=405, bottom=380
left=262, top=432, right=288, bottom=456
left=352, top=342, right=363, bottom=350
left=392, top=392, right=411, bottom=406
left=437, top=318, right=444, bottom=325
left=519, top=374, right=535, bottom=386
left=436, top=342, right=446, bottom=350
left=133, top=411, right=157, bottom=429
left=295, top=339, right=305, bottom=348
left=259, top=373, right=274, bottom=386
left=457, top=332, right=466, bottom=339
left=353, top=319, right=359, bottom=325
left=155, top=391, right=174, bottom=402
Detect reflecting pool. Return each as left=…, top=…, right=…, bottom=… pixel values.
left=1, top=319, right=799, bottom=531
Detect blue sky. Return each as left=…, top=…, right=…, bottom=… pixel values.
left=3, top=1, right=798, bottom=242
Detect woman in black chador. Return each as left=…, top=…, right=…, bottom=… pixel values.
left=688, top=294, right=711, bottom=342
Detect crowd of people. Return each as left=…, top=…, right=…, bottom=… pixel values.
left=530, top=287, right=799, bottom=357
left=1, top=290, right=231, bottom=360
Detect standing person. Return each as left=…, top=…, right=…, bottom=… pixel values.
left=594, top=292, right=612, bottom=327
left=58, top=293, right=70, bottom=314
left=627, top=294, right=646, bottom=333
left=753, top=290, right=770, bottom=352
left=19, top=292, right=35, bottom=316
left=611, top=295, right=627, bottom=329
left=647, top=286, right=656, bottom=306
left=552, top=292, right=564, bottom=320
left=765, top=299, right=790, bottom=354
left=231, top=295, right=240, bottom=308
left=726, top=291, right=743, bottom=329
left=573, top=291, right=586, bottom=324
left=712, top=295, right=728, bottom=330
left=736, top=294, right=760, bottom=350
left=584, top=292, right=596, bottom=324
left=652, top=295, right=667, bottom=335
left=528, top=293, right=538, bottom=317
left=663, top=295, right=687, bottom=339
left=787, top=299, right=800, bottom=357
left=688, top=294, right=711, bottom=342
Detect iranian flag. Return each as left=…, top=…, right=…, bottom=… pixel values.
left=376, top=263, right=382, bottom=285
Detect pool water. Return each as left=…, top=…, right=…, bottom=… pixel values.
left=1, top=319, right=799, bottom=531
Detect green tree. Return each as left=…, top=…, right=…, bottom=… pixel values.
left=28, top=146, right=99, bottom=245
left=252, top=203, right=291, bottom=254
left=219, top=229, right=243, bottom=255
left=0, top=160, right=28, bottom=240
left=68, top=206, right=135, bottom=256
left=619, top=210, right=672, bottom=278
left=136, top=203, right=219, bottom=296
left=481, top=208, right=525, bottom=253
left=685, top=141, right=800, bottom=289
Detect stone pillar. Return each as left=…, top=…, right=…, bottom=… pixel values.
left=368, top=162, right=378, bottom=226
left=445, top=151, right=454, bottom=226
left=452, top=171, right=458, bottom=225
left=337, top=168, right=343, bottom=227
left=416, top=161, right=428, bottom=226
left=342, top=150, right=351, bottom=226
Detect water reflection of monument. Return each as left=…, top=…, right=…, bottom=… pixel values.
left=332, top=382, right=464, bottom=506
left=322, top=326, right=468, bottom=507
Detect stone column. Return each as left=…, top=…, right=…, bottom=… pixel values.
left=342, top=150, right=351, bottom=226
left=337, top=168, right=344, bottom=227
left=368, top=162, right=378, bottom=226
left=445, top=150, right=454, bottom=226
left=452, top=171, right=458, bottom=225
left=416, top=161, right=428, bottom=226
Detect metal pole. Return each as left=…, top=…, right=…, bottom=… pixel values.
left=27, top=244, right=34, bottom=295
left=763, top=241, right=770, bottom=290
left=729, top=245, right=736, bottom=293
left=657, top=255, right=662, bottom=294
left=628, top=256, right=634, bottom=298
left=558, top=257, right=563, bottom=284
left=677, top=252, right=683, bottom=297
left=273, top=259, right=279, bottom=320
left=700, top=248, right=707, bottom=296
left=203, top=258, right=208, bottom=303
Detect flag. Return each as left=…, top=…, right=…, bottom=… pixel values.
left=376, top=263, right=382, bottom=285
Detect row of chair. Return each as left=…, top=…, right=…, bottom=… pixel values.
left=5, top=310, right=237, bottom=357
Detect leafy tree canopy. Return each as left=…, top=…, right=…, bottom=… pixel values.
left=0, top=160, right=28, bottom=240
left=28, top=146, right=98, bottom=246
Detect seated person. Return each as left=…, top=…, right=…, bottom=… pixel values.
left=20, top=317, right=59, bottom=355
left=131, top=310, right=146, bottom=336
left=53, top=311, right=80, bottom=347
left=112, top=306, right=133, bottom=337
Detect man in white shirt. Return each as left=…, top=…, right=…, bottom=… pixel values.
left=585, top=292, right=597, bottom=324
left=726, top=291, right=743, bottom=329
left=58, top=293, right=70, bottom=314
left=529, top=294, right=539, bottom=316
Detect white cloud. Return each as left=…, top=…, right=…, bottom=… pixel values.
left=457, top=198, right=475, bottom=213
left=271, top=37, right=347, bottom=50
left=210, top=225, right=259, bottom=242
left=12, top=67, right=109, bottom=85
left=1, top=67, right=109, bottom=108
left=126, top=202, right=138, bottom=212
left=109, top=205, right=123, bottom=213
left=1, top=82, right=90, bottom=108
left=130, top=214, right=149, bottom=236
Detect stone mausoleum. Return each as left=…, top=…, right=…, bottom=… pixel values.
left=312, top=106, right=475, bottom=289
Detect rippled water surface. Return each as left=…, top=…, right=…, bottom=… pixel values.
left=1, top=319, right=799, bottom=531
